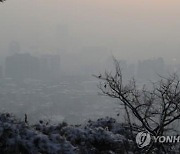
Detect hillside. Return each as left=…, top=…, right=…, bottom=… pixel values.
left=0, top=113, right=134, bottom=154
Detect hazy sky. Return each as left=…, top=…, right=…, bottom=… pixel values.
left=0, top=0, right=180, bottom=63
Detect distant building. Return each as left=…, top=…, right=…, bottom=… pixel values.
left=40, top=54, right=61, bottom=81
left=56, top=24, right=69, bottom=52
left=5, top=53, right=40, bottom=80
left=8, top=41, right=21, bottom=54
left=137, top=58, right=165, bottom=81
left=0, top=65, right=3, bottom=78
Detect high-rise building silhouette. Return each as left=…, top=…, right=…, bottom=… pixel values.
left=5, top=53, right=40, bottom=80
left=40, top=54, right=61, bottom=81
left=0, top=65, right=3, bottom=78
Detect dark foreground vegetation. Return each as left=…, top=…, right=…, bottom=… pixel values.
left=0, top=114, right=134, bottom=154
left=0, top=113, right=135, bottom=154
left=1, top=113, right=180, bottom=154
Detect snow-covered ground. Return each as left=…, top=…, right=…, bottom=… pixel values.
left=0, top=113, right=134, bottom=154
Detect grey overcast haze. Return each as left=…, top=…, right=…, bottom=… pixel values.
left=0, top=0, right=180, bottom=124
left=0, top=0, right=180, bottom=65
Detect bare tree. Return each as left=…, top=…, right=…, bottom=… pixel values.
left=95, top=58, right=180, bottom=153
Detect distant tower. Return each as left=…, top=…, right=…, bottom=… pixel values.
left=56, top=24, right=69, bottom=52
left=0, top=65, right=3, bottom=78
left=8, top=41, right=21, bottom=54
left=5, top=53, right=40, bottom=80
left=40, top=54, right=61, bottom=81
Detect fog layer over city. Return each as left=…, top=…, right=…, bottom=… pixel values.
left=0, top=0, right=180, bottom=124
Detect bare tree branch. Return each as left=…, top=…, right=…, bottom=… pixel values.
left=95, top=58, right=180, bottom=153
